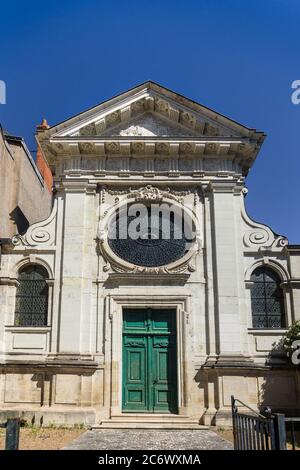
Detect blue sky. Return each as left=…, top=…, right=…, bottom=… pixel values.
left=0, top=0, right=299, bottom=242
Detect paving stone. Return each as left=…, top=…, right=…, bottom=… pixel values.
left=63, top=429, right=233, bottom=450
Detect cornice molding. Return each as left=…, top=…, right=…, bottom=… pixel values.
left=37, top=84, right=264, bottom=178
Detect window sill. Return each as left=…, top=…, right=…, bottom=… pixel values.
left=5, top=326, right=51, bottom=333
left=248, top=328, right=288, bottom=335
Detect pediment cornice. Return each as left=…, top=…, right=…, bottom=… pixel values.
left=36, top=81, right=265, bottom=174
left=44, top=94, right=236, bottom=139
left=39, top=136, right=256, bottom=165
left=38, top=82, right=265, bottom=138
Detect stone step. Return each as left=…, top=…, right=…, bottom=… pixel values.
left=110, top=413, right=191, bottom=420
left=101, top=419, right=200, bottom=425
left=93, top=416, right=208, bottom=430
left=94, top=422, right=208, bottom=430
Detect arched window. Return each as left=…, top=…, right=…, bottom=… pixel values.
left=250, top=266, right=285, bottom=328
left=15, top=265, right=49, bottom=327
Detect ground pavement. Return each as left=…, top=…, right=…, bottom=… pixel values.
left=63, top=429, right=233, bottom=450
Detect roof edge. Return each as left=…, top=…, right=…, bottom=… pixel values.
left=42, top=81, right=265, bottom=139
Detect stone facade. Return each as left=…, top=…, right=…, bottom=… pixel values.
left=0, top=82, right=299, bottom=427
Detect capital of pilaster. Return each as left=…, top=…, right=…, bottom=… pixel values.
left=54, top=178, right=97, bottom=194
left=204, top=179, right=245, bottom=195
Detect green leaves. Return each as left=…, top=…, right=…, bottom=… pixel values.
left=283, top=321, right=300, bottom=357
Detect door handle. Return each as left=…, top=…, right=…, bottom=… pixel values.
left=153, top=379, right=158, bottom=384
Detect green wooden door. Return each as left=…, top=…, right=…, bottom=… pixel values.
left=122, top=308, right=178, bottom=413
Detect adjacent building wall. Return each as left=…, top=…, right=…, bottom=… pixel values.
left=0, top=127, right=52, bottom=238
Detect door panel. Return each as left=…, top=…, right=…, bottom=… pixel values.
left=152, top=335, right=177, bottom=413
left=157, top=350, right=168, bottom=381
left=123, top=336, right=147, bottom=411
left=151, top=309, right=176, bottom=332
left=123, top=309, right=148, bottom=331
left=122, top=309, right=178, bottom=413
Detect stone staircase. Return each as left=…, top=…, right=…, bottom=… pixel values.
left=93, top=414, right=208, bottom=430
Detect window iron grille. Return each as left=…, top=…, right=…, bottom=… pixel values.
left=250, top=267, right=285, bottom=328
left=15, top=265, right=48, bottom=327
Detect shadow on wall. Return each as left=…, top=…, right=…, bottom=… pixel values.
left=259, top=340, right=299, bottom=417
left=193, top=344, right=299, bottom=424
left=194, top=369, right=219, bottom=425
left=9, top=206, right=29, bottom=235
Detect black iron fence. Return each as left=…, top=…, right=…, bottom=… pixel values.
left=285, top=418, right=300, bottom=451
left=231, top=396, right=300, bottom=450
left=0, top=418, right=20, bottom=450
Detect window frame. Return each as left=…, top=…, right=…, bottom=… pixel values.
left=14, top=264, right=49, bottom=327
left=250, top=266, right=286, bottom=329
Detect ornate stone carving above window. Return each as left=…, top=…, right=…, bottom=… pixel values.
left=98, top=186, right=200, bottom=275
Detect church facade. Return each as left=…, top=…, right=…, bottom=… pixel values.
left=0, top=82, right=299, bottom=427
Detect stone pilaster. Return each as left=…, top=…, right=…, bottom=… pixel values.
left=207, top=181, right=251, bottom=361
left=57, top=180, right=97, bottom=354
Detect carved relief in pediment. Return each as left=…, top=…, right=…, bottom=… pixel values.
left=102, top=113, right=197, bottom=137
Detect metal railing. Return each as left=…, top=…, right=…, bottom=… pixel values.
left=285, top=417, right=300, bottom=451
left=231, top=396, right=287, bottom=450
left=0, top=418, right=20, bottom=450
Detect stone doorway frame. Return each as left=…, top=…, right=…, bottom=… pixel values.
left=106, top=294, right=190, bottom=418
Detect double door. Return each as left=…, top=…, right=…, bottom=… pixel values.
left=122, top=308, right=178, bottom=413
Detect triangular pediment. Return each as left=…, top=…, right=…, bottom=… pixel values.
left=42, top=81, right=264, bottom=140
left=37, top=82, right=265, bottom=172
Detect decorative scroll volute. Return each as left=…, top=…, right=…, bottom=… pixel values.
left=241, top=192, right=288, bottom=249
left=12, top=200, right=57, bottom=247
